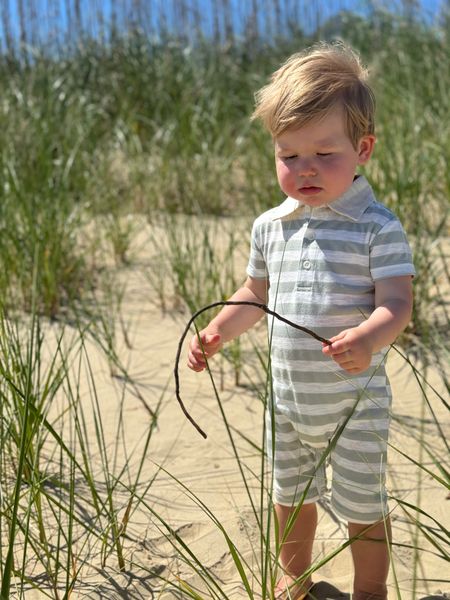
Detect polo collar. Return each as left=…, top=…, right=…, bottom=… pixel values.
left=272, top=176, right=374, bottom=222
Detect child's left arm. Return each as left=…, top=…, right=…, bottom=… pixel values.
left=322, top=275, right=413, bottom=374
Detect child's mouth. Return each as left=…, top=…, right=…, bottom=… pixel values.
left=299, top=186, right=322, bottom=195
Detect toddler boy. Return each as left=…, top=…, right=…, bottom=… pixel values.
left=188, top=42, right=415, bottom=600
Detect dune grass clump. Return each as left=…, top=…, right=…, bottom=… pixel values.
left=0, top=56, right=96, bottom=317
left=0, top=302, right=164, bottom=597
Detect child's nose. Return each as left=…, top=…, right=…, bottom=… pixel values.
left=297, top=158, right=317, bottom=176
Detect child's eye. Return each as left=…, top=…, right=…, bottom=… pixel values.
left=283, top=155, right=297, bottom=160
left=317, top=152, right=332, bottom=157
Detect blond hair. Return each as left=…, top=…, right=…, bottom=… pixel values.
left=251, top=42, right=375, bottom=148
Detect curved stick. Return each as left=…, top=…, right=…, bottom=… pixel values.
left=174, top=300, right=332, bottom=439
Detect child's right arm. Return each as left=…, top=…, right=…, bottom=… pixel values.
left=187, top=276, right=268, bottom=372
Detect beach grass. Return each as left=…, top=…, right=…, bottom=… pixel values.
left=0, top=0, right=448, bottom=597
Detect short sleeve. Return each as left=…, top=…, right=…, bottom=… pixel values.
left=370, top=218, right=416, bottom=280
left=246, top=219, right=268, bottom=279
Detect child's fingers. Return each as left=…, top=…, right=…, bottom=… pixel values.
left=329, top=343, right=348, bottom=356
left=203, top=333, right=221, bottom=348
left=187, top=332, right=221, bottom=371
left=187, top=345, right=207, bottom=369
left=322, top=330, right=349, bottom=356
left=187, top=345, right=209, bottom=370
left=196, top=332, right=222, bottom=356
left=322, top=340, right=347, bottom=356
left=187, top=355, right=207, bottom=371
left=191, top=332, right=221, bottom=352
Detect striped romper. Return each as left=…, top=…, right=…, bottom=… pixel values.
left=246, top=176, right=415, bottom=523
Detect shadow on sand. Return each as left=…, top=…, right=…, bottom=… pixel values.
left=309, top=581, right=349, bottom=599
left=308, top=581, right=449, bottom=600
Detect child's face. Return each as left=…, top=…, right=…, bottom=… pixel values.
left=274, top=105, right=375, bottom=208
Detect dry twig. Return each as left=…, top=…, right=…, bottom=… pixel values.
left=174, top=301, right=331, bottom=439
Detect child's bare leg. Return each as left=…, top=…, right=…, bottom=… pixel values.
left=348, top=518, right=391, bottom=600
left=274, top=502, right=317, bottom=598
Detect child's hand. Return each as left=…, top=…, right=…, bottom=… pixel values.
left=187, top=331, right=222, bottom=372
left=322, top=326, right=374, bottom=374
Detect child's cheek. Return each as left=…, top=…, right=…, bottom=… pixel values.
left=276, top=164, right=296, bottom=196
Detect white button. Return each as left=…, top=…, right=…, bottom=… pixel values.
left=305, top=230, right=316, bottom=240
left=303, top=260, right=311, bottom=270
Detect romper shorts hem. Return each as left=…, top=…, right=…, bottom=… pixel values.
left=272, top=495, right=389, bottom=525
left=331, top=497, right=390, bottom=525
left=273, top=494, right=321, bottom=508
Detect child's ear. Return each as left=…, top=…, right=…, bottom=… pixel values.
left=358, top=135, right=376, bottom=164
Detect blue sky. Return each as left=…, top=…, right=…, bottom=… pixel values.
left=0, top=0, right=446, bottom=53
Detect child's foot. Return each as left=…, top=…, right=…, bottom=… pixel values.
left=274, top=575, right=314, bottom=599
